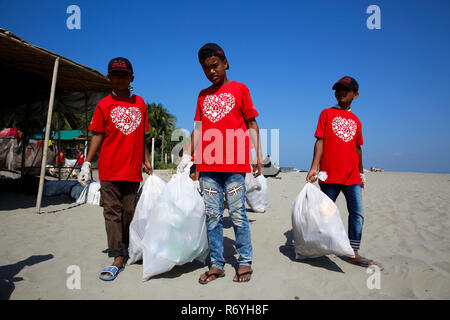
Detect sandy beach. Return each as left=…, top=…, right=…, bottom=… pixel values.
left=0, top=170, right=449, bottom=300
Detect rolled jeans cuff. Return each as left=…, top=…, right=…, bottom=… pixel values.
left=349, top=240, right=361, bottom=251
left=212, top=263, right=225, bottom=272
left=238, top=262, right=252, bottom=267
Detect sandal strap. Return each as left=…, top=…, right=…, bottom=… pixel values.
left=204, top=271, right=223, bottom=279
left=236, top=270, right=253, bottom=277
left=100, top=266, right=119, bottom=276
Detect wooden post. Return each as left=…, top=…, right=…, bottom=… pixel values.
left=151, top=137, right=155, bottom=169
left=56, top=103, right=62, bottom=180
left=84, top=93, right=88, bottom=157
left=20, top=134, right=26, bottom=177
left=161, top=131, right=165, bottom=163
left=35, top=57, right=59, bottom=214
left=20, top=104, right=29, bottom=177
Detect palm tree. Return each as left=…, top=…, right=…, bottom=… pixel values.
left=146, top=102, right=177, bottom=163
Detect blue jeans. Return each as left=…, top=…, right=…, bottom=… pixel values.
left=199, top=172, right=253, bottom=271
left=320, top=183, right=364, bottom=251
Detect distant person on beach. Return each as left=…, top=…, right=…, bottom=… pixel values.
left=306, top=76, right=375, bottom=267
left=78, top=57, right=153, bottom=281
left=76, top=144, right=85, bottom=171
left=178, top=43, right=263, bottom=284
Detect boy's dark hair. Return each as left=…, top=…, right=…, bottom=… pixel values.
left=198, top=43, right=229, bottom=69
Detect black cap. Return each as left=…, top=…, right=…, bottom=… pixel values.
left=198, top=43, right=229, bottom=69
left=332, top=76, right=359, bottom=92
left=108, top=57, right=133, bottom=74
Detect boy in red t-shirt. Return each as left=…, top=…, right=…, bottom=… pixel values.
left=78, top=57, right=153, bottom=281
left=178, top=43, right=263, bottom=284
left=306, top=76, right=375, bottom=267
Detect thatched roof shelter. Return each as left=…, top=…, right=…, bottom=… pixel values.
left=0, top=28, right=113, bottom=213
left=0, top=28, right=112, bottom=111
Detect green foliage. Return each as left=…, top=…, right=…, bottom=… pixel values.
left=153, top=161, right=177, bottom=170
left=75, top=109, right=95, bottom=131
left=146, top=102, right=177, bottom=162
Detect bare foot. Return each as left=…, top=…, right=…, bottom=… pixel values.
left=113, top=256, right=125, bottom=269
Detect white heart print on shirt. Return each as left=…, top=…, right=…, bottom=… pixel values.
left=332, top=116, right=357, bottom=142
left=110, top=106, right=142, bottom=135
left=202, top=93, right=235, bottom=123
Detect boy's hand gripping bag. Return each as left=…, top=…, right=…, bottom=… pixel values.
left=245, top=173, right=268, bottom=213
left=141, top=167, right=209, bottom=281
left=128, top=174, right=167, bottom=265
left=291, top=182, right=355, bottom=259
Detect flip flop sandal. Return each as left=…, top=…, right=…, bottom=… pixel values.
left=233, top=270, right=253, bottom=283
left=198, top=270, right=225, bottom=285
left=348, top=257, right=375, bottom=268
left=99, top=266, right=124, bottom=281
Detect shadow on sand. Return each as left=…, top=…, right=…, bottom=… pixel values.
left=0, top=192, right=77, bottom=211
left=279, top=230, right=344, bottom=273
left=0, top=254, right=54, bottom=300
left=222, top=215, right=255, bottom=229
left=144, top=236, right=241, bottom=281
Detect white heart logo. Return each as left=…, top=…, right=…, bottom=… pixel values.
left=202, top=93, right=235, bottom=123
left=332, top=116, right=357, bottom=143
left=110, top=106, right=142, bottom=135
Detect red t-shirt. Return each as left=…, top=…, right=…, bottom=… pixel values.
left=314, top=106, right=363, bottom=185
left=77, top=152, right=85, bottom=165
left=89, top=94, right=149, bottom=181
left=194, top=81, right=259, bottom=173
left=57, top=151, right=65, bottom=163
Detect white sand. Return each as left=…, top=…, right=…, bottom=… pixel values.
left=0, top=170, right=449, bottom=299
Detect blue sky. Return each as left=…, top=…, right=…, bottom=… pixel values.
left=1, top=0, right=449, bottom=173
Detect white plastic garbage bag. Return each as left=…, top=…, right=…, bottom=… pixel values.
left=245, top=173, right=268, bottom=213
left=64, top=158, right=78, bottom=168
left=128, top=174, right=167, bottom=264
left=76, top=181, right=101, bottom=206
left=141, top=170, right=209, bottom=281
left=291, top=183, right=355, bottom=259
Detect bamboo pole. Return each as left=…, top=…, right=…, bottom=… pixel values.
left=161, top=131, right=165, bottom=163
left=35, top=57, right=60, bottom=214
left=151, top=137, right=155, bottom=168
left=20, top=104, right=29, bottom=177
left=84, top=93, right=88, bottom=157
left=57, top=102, right=62, bottom=180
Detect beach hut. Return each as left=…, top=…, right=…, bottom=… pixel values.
left=0, top=28, right=112, bottom=213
